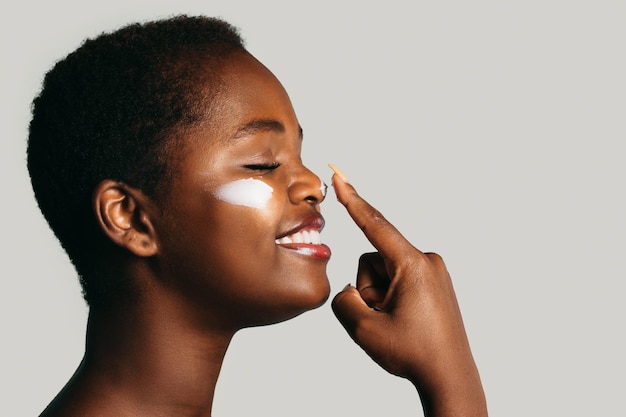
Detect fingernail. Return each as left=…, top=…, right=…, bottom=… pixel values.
left=328, top=163, right=349, bottom=183
left=343, top=283, right=353, bottom=291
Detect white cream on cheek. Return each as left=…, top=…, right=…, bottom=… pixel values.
left=214, top=178, right=274, bottom=209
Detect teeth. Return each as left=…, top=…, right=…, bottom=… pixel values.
left=275, top=229, right=321, bottom=245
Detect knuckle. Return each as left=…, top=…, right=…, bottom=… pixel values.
left=396, top=246, right=425, bottom=268
left=358, top=252, right=379, bottom=265
left=394, top=249, right=446, bottom=283
left=359, top=207, right=389, bottom=234
left=350, top=315, right=376, bottom=342
left=331, top=290, right=350, bottom=310
left=424, top=251, right=447, bottom=269
left=393, top=256, right=421, bottom=283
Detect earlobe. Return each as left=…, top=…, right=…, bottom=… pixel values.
left=93, top=180, right=159, bottom=257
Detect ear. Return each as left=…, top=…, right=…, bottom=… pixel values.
left=93, top=179, right=159, bottom=257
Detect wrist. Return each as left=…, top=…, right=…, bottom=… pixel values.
left=409, top=356, right=487, bottom=417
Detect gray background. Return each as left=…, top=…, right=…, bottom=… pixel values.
left=2, top=1, right=624, bottom=416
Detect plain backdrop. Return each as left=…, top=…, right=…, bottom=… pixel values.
left=2, top=1, right=624, bottom=416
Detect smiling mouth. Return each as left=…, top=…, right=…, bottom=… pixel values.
left=275, top=229, right=322, bottom=245
left=274, top=218, right=331, bottom=260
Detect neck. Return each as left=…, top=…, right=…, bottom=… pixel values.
left=44, top=292, right=235, bottom=417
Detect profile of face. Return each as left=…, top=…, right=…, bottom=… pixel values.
left=149, top=51, right=331, bottom=330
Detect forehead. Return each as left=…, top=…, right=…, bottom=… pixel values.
left=165, top=51, right=301, bottom=172
left=209, top=51, right=299, bottom=139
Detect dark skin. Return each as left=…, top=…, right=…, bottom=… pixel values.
left=331, top=173, right=487, bottom=416
left=39, top=50, right=487, bottom=417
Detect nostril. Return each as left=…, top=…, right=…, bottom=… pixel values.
left=305, top=195, right=319, bottom=204
left=288, top=171, right=327, bottom=205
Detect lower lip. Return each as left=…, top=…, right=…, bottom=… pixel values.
left=277, top=243, right=332, bottom=260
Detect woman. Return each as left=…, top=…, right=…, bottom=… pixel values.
left=28, top=15, right=486, bottom=416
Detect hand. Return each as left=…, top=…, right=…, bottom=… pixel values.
left=330, top=171, right=487, bottom=417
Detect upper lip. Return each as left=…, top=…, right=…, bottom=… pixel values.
left=276, top=215, right=325, bottom=239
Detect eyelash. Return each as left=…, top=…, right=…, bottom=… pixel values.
left=243, top=162, right=281, bottom=171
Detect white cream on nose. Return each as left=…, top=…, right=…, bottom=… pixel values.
left=214, top=178, right=274, bottom=209
left=319, top=178, right=327, bottom=198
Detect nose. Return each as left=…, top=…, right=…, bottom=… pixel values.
left=288, top=165, right=327, bottom=206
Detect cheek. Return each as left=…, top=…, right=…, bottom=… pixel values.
left=213, top=178, right=274, bottom=209
left=211, top=177, right=284, bottom=244
left=208, top=180, right=285, bottom=268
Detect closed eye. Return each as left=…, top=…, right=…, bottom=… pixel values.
left=243, top=162, right=281, bottom=171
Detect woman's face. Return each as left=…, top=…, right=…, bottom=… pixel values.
left=152, top=51, right=331, bottom=329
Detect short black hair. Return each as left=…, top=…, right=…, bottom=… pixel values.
left=27, top=15, right=245, bottom=306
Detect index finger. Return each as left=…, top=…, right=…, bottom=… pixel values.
left=329, top=165, right=418, bottom=259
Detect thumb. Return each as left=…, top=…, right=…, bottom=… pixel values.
left=331, top=285, right=377, bottom=339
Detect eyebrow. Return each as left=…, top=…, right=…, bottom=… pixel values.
left=232, top=119, right=303, bottom=141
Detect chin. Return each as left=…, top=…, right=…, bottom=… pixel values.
left=296, top=278, right=331, bottom=312
left=296, top=271, right=332, bottom=309
left=244, top=276, right=331, bottom=328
